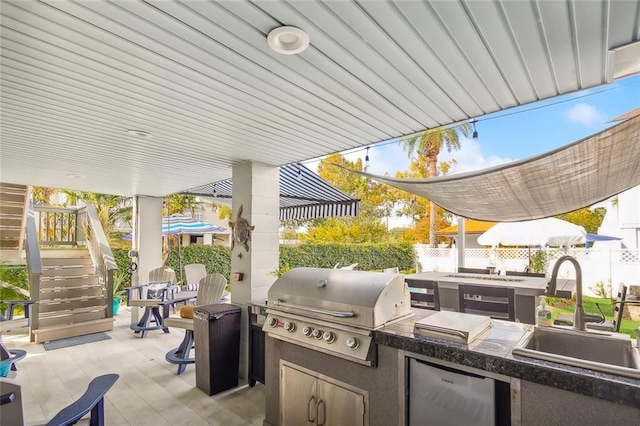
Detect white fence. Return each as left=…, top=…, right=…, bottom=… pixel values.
left=414, top=245, right=640, bottom=297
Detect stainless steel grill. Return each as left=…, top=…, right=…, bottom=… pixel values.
left=263, top=267, right=412, bottom=366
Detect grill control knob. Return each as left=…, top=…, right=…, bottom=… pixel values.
left=302, top=326, right=313, bottom=337
left=268, top=317, right=279, bottom=328
left=323, top=331, right=336, bottom=343
left=284, top=321, right=296, bottom=332
left=312, top=329, right=323, bottom=339
left=346, top=336, right=360, bottom=350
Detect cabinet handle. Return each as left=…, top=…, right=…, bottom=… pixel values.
left=317, top=399, right=326, bottom=426
left=307, top=396, right=316, bottom=423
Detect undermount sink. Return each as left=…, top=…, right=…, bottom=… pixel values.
left=512, top=326, right=640, bottom=379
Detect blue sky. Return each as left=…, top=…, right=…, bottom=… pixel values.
left=330, top=72, right=640, bottom=178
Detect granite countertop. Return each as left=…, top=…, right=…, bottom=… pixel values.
left=375, top=309, right=640, bottom=408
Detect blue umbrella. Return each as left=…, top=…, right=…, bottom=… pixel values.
left=122, top=216, right=226, bottom=240
left=584, top=233, right=622, bottom=248
left=162, top=214, right=226, bottom=235
left=161, top=215, right=227, bottom=282
left=585, top=233, right=622, bottom=242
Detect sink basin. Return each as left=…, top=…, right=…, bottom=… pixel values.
left=512, top=326, right=640, bottom=379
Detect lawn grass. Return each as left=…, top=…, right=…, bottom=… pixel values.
left=545, top=295, right=639, bottom=339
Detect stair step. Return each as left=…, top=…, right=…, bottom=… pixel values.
left=0, top=239, right=20, bottom=248
left=40, top=286, right=104, bottom=300
left=42, top=266, right=96, bottom=277
left=38, top=297, right=106, bottom=313
left=40, top=249, right=91, bottom=259
left=40, top=276, right=100, bottom=289
left=0, top=183, right=27, bottom=194
left=38, top=307, right=108, bottom=329
left=0, top=188, right=27, bottom=203
left=31, top=318, right=114, bottom=344
left=41, top=257, right=94, bottom=266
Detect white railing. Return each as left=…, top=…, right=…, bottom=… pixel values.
left=414, top=245, right=640, bottom=297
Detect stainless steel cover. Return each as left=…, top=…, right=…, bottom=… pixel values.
left=267, top=267, right=412, bottom=329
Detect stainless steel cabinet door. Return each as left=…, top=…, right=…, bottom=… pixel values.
left=317, top=379, right=365, bottom=426
left=281, top=364, right=317, bottom=426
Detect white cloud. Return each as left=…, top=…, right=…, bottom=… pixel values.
left=438, top=138, right=514, bottom=175
left=566, top=103, right=605, bottom=127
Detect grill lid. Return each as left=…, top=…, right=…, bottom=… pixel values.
left=268, top=267, right=412, bottom=329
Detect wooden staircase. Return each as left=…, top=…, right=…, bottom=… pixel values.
left=32, top=248, right=113, bottom=343
left=0, top=183, right=28, bottom=264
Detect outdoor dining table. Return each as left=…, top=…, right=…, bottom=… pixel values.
left=405, top=271, right=551, bottom=324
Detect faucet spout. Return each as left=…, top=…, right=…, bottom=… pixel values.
left=550, top=255, right=584, bottom=331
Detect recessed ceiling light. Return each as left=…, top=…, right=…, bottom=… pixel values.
left=67, top=174, right=85, bottom=179
left=267, top=26, right=310, bottom=55
left=126, top=129, right=153, bottom=138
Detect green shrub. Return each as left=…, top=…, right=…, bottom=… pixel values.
left=279, top=242, right=415, bottom=272
left=114, top=241, right=415, bottom=286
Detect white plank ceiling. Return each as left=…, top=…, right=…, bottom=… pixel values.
left=1, top=0, right=638, bottom=196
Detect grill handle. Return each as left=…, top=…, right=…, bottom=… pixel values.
left=272, top=299, right=356, bottom=318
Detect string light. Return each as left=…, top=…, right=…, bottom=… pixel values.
left=212, top=184, right=217, bottom=197
left=297, top=163, right=303, bottom=180
left=470, top=118, right=478, bottom=140
left=365, top=147, right=370, bottom=168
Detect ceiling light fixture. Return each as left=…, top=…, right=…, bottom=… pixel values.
left=126, top=129, right=153, bottom=138
left=267, top=26, right=310, bottom=55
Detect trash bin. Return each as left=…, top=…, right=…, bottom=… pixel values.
left=193, top=303, right=242, bottom=396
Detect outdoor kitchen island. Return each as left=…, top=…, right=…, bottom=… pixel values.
left=376, top=308, right=640, bottom=425
left=261, top=269, right=638, bottom=425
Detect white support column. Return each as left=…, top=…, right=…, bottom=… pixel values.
left=133, top=196, right=164, bottom=283
left=230, top=162, right=279, bottom=380
left=131, top=196, right=163, bottom=323
left=457, top=216, right=466, bottom=269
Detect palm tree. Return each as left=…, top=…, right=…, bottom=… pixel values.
left=400, top=123, right=470, bottom=247
left=62, top=191, right=132, bottom=244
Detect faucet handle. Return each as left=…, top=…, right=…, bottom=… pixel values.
left=545, top=278, right=557, bottom=296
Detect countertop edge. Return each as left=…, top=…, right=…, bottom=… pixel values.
left=375, top=327, right=640, bottom=408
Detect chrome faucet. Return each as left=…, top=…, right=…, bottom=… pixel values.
left=549, top=255, right=585, bottom=331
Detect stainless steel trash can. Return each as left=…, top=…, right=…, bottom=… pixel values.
left=193, top=303, right=242, bottom=396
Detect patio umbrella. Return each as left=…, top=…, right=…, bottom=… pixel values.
left=162, top=215, right=227, bottom=282
left=476, top=218, right=587, bottom=266
left=477, top=218, right=586, bottom=247
left=162, top=214, right=226, bottom=236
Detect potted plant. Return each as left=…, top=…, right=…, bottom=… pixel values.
left=112, top=271, right=128, bottom=316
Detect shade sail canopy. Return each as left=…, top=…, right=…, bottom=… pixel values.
left=477, top=218, right=586, bottom=247
left=162, top=215, right=226, bottom=235
left=184, top=164, right=359, bottom=221
left=437, top=220, right=497, bottom=236
left=351, top=115, right=640, bottom=222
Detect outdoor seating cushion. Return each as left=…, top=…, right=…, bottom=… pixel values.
left=180, top=305, right=195, bottom=319
left=147, top=282, right=172, bottom=299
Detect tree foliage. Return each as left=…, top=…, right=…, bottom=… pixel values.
left=299, top=153, right=399, bottom=243
left=400, top=123, right=469, bottom=247
left=556, top=208, right=606, bottom=234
